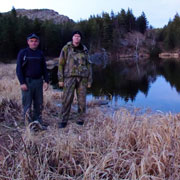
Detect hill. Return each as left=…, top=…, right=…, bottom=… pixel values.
left=13, top=8, right=73, bottom=24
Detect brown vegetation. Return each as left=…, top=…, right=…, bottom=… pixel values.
left=0, top=63, right=180, bottom=179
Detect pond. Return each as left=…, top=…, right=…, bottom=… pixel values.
left=49, top=58, right=180, bottom=113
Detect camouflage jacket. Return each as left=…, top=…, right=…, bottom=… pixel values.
left=58, top=41, right=92, bottom=84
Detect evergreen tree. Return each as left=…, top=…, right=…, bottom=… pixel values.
left=0, top=7, right=18, bottom=59
left=136, top=12, right=148, bottom=34
left=162, top=14, right=180, bottom=49
left=126, top=8, right=136, bottom=32
left=117, top=9, right=127, bottom=34
left=0, top=7, right=154, bottom=61
left=102, top=12, right=113, bottom=49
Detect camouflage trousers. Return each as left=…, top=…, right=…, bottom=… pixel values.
left=60, top=77, right=87, bottom=123
left=22, top=77, right=43, bottom=124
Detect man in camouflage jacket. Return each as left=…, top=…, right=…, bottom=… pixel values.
left=58, top=31, right=92, bottom=128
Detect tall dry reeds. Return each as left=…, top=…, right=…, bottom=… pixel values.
left=0, top=63, right=180, bottom=179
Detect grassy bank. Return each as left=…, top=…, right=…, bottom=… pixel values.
left=0, top=63, right=180, bottom=180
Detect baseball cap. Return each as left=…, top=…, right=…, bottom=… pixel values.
left=27, top=33, right=39, bottom=40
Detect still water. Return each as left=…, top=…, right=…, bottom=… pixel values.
left=88, top=58, right=180, bottom=113
left=50, top=58, right=180, bottom=113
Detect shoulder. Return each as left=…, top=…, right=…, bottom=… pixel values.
left=17, top=48, right=28, bottom=58
left=65, top=41, right=72, bottom=48
left=62, top=41, right=72, bottom=52
left=18, top=48, right=28, bottom=55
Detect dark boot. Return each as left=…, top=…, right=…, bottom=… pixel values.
left=76, top=121, right=84, bottom=126
left=58, top=122, right=67, bottom=128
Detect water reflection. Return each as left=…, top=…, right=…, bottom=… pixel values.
left=91, top=58, right=158, bottom=102
left=90, top=58, right=180, bottom=112
left=49, top=58, right=180, bottom=112
left=157, top=59, right=180, bottom=92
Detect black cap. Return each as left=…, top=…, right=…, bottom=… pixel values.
left=72, top=31, right=82, bottom=38
left=27, top=33, right=39, bottom=40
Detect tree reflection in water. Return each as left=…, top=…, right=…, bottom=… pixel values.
left=91, top=58, right=158, bottom=102
left=49, top=58, right=180, bottom=112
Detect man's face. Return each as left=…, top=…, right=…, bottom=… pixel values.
left=72, top=34, right=81, bottom=45
left=27, top=38, right=39, bottom=50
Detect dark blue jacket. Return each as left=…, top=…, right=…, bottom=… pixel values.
left=16, top=48, right=49, bottom=85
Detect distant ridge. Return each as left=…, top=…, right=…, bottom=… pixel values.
left=14, top=9, right=73, bottom=24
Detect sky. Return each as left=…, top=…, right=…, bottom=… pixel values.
left=1, top=0, right=180, bottom=28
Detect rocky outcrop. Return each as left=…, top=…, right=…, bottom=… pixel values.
left=116, top=32, right=151, bottom=60
left=15, top=9, right=73, bottom=24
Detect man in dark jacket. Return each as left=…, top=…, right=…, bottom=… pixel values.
left=16, top=33, right=49, bottom=129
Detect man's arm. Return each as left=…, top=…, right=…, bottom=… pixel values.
left=40, top=51, right=49, bottom=91
left=58, top=46, right=67, bottom=87
left=87, top=55, right=93, bottom=88
left=16, top=49, right=26, bottom=86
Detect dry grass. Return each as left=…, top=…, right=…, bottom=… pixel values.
left=1, top=63, right=180, bottom=180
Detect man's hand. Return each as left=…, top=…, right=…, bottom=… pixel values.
left=87, top=82, right=91, bottom=88
left=21, top=84, right=28, bottom=91
left=59, top=82, right=64, bottom=88
left=43, top=82, right=49, bottom=91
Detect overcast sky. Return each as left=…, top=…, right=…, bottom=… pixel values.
left=1, top=0, right=180, bottom=28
